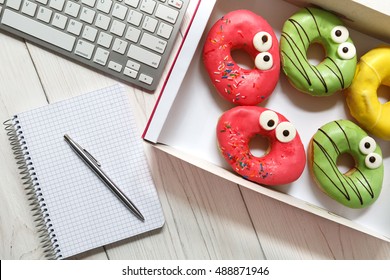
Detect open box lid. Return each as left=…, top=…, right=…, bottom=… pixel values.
left=286, top=0, right=390, bottom=42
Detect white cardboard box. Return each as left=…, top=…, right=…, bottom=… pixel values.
left=286, top=0, right=390, bottom=42
left=144, top=0, right=390, bottom=241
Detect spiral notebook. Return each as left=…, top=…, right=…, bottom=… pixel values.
left=4, top=84, right=164, bottom=259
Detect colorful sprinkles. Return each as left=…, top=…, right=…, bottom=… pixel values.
left=219, top=122, right=270, bottom=180
left=203, top=10, right=280, bottom=105
left=213, top=58, right=248, bottom=102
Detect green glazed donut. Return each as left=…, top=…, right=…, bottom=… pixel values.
left=280, top=7, right=357, bottom=96
left=309, top=120, right=384, bottom=208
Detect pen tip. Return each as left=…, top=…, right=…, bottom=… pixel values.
left=135, top=211, right=145, bottom=222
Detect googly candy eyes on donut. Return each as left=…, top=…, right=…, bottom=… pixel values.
left=280, top=7, right=357, bottom=96
left=203, top=10, right=280, bottom=105
left=309, top=120, right=384, bottom=209
left=216, top=106, right=306, bottom=186
left=346, top=46, right=390, bottom=140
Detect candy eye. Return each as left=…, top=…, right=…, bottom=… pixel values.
left=365, top=153, right=383, bottom=169
left=337, top=42, right=356, bottom=60
left=253, top=31, right=273, bottom=52
left=331, top=26, right=349, bottom=43
left=359, top=136, right=377, bottom=155
left=255, top=52, right=273, bottom=70
left=259, top=110, right=279, bottom=131
left=275, top=122, right=296, bottom=143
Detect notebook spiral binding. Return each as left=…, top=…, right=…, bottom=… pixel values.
left=4, top=117, right=62, bottom=259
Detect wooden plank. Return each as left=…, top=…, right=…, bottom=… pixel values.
left=241, top=186, right=390, bottom=259
left=0, top=34, right=49, bottom=259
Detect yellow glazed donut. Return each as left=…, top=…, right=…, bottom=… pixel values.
left=346, top=46, right=390, bottom=140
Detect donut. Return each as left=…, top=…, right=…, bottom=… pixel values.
left=203, top=10, right=280, bottom=105
left=309, top=120, right=384, bottom=208
left=280, top=7, right=357, bottom=96
left=346, top=46, right=390, bottom=140
left=217, top=106, right=306, bottom=186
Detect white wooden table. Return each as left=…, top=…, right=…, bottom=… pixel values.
left=1, top=0, right=390, bottom=260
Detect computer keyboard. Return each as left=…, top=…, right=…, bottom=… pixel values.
left=0, top=0, right=189, bottom=91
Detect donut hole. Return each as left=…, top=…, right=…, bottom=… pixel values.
left=336, top=153, right=356, bottom=174
left=249, top=134, right=270, bottom=157
left=377, top=85, right=390, bottom=104
left=306, top=43, right=326, bottom=66
left=231, top=49, right=255, bottom=70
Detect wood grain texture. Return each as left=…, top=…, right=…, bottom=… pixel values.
left=241, top=186, right=390, bottom=259
left=0, top=33, right=50, bottom=260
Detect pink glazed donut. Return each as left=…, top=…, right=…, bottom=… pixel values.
left=203, top=10, right=280, bottom=105
left=217, top=106, right=306, bottom=186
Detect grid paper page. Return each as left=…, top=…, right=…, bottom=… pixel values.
left=15, top=84, right=164, bottom=259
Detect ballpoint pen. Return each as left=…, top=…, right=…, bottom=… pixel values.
left=63, top=134, right=145, bottom=222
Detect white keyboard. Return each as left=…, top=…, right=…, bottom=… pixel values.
left=0, top=0, right=189, bottom=91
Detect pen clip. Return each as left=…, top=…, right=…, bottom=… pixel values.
left=83, top=148, right=101, bottom=167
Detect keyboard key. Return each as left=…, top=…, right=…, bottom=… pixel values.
left=37, top=7, right=53, bottom=23
left=139, top=73, right=153, bottom=85
left=80, top=7, right=95, bottom=23
left=64, top=1, right=81, bottom=17
left=96, top=0, right=112, bottom=13
left=168, top=0, right=182, bottom=9
left=6, top=0, right=22, bottom=10
left=49, top=0, right=66, bottom=11
left=110, top=20, right=125, bottom=36
left=157, top=22, right=173, bottom=39
left=95, top=13, right=111, bottom=30
left=112, top=3, right=128, bottom=20
left=124, top=67, right=138, bottom=78
left=21, top=1, right=38, bottom=17
left=112, top=38, right=128, bottom=54
left=52, top=13, right=68, bottom=29
left=127, top=10, right=143, bottom=26
left=142, top=16, right=158, bottom=33
left=81, top=0, right=96, bottom=8
left=93, top=47, right=109, bottom=65
left=108, top=61, right=122, bottom=72
left=140, top=32, right=167, bottom=54
left=67, top=19, right=82, bottom=35
left=155, top=3, right=178, bottom=24
left=82, top=26, right=98, bottom=42
left=140, top=0, right=156, bottom=14
left=127, top=44, right=161, bottom=68
left=126, top=60, right=141, bottom=71
left=1, top=9, right=76, bottom=51
left=125, top=26, right=141, bottom=42
left=97, top=32, right=112, bottom=48
left=125, top=0, right=140, bottom=8
left=75, top=39, right=94, bottom=59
